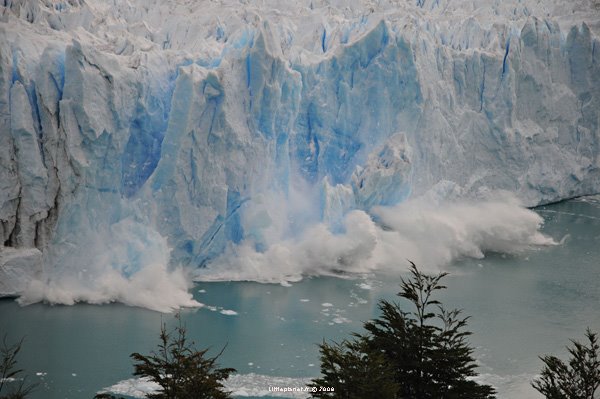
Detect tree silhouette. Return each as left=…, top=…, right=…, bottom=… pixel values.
left=532, top=328, right=600, bottom=399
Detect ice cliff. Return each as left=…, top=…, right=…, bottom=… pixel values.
left=0, top=0, right=598, bottom=309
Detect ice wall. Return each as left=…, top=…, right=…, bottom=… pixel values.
left=0, top=0, right=599, bottom=305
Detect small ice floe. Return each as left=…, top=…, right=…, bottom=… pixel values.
left=220, top=309, right=238, bottom=316
left=100, top=376, right=160, bottom=398
left=299, top=298, right=310, bottom=302
left=357, top=282, right=372, bottom=290
left=350, top=291, right=368, bottom=304
left=321, top=302, right=333, bottom=307
left=332, top=316, right=351, bottom=324
left=198, top=289, right=206, bottom=293
left=71, top=373, right=77, bottom=377
left=35, top=372, right=47, bottom=376
left=226, top=373, right=312, bottom=398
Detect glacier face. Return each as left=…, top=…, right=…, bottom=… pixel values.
left=0, top=0, right=599, bottom=308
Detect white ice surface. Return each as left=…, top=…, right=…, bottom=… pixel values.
left=1, top=0, right=598, bottom=309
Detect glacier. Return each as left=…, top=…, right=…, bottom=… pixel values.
left=0, top=0, right=599, bottom=310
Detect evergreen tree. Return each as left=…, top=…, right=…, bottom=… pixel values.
left=311, top=262, right=495, bottom=399
left=129, top=314, right=235, bottom=399
left=532, top=328, right=600, bottom=399
left=364, top=262, right=495, bottom=398
left=309, top=337, right=398, bottom=399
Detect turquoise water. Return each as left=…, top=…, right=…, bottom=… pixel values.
left=1, top=197, right=599, bottom=398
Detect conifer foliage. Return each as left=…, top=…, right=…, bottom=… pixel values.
left=311, top=262, right=495, bottom=399
left=309, top=338, right=398, bottom=399
left=130, top=314, right=235, bottom=399
left=532, top=328, right=600, bottom=399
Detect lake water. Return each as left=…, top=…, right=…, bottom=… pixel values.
left=1, top=197, right=599, bottom=399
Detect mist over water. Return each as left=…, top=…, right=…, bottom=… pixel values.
left=196, top=193, right=556, bottom=284
left=15, top=187, right=555, bottom=313
left=19, top=218, right=200, bottom=313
